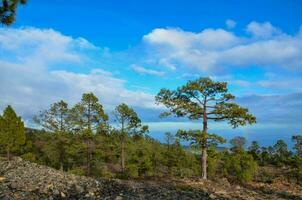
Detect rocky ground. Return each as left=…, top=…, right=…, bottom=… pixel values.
left=0, top=157, right=301, bottom=200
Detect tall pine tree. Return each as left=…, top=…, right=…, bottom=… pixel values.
left=0, top=105, right=25, bottom=160
left=156, top=77, right=256, bottom=179
left=70, top=93, right=108, bottom=176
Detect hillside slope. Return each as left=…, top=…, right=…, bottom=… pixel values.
left=0, top=157, right=213, bottom=200
left=0, top=157, right=301, bottom=200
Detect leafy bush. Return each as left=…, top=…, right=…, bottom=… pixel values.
left=223, top=152, right=258, bottom=183
left=21, top=152, right=36, bottom=162
left=68, top=167, right=85, bottom=176
left=100, top=165, right=114, bottom=178
left=125, top=164, right=139, bottom=178
left=291, top=156, right=302, bottom=185
left=207, top=147, right=225, bottom=178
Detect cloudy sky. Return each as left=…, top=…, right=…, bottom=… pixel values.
left=0, top=0, right=302, bottom=146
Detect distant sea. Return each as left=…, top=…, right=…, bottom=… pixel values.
left=149, top=127, right=301, bottom=150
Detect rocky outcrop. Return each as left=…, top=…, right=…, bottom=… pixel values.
left=0, top=157, right=213, bottom=200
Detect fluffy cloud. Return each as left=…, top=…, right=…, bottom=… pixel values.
left=144, top=27, right=238, bottom=50
left=143, top=22, right=302, bottom=73
left=226, top=19, right=236, bottom=29
left=131, top=64, right=165, bottom=76
left=246, top=21, right=281, bottom=38
left=0, top=27, right=98, bottom=64
left=0, top=27, right=158, bottom=124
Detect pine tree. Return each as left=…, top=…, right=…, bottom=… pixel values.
left=70, top=92, right=108, bottom=176
left=0, top=105, right=25, bottom=160
left=34, top=100, right=71, bottom=170
left=113, top=103, right=148, bottom=173
left=156, top=77, right=256, bottom=179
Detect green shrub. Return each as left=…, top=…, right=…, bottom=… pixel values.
left=100, top=166, right=114, bottom=178
left=207, top=147, right=223, bottom=178
left=21, top=152, right=36, bottom=162
left=68, top=167, right=85, bottom=176
left=224, top=152, right=258, bottom=183
left=292, top=157, right=302, bottom=185
left=126, top=164, right=139, bottom=178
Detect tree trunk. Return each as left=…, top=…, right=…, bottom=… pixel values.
left=121, top=136, right=125, bottom=173
left=6, top=147, right=10, bottom=161
left=201, top=146, right=207, bottom=179
left=86, top=139, right=91, bottom=176
left=201, top=101, right=208, bottom=180
left=121, top=120, right=126, bottom=173
left=59, top=148, right=64, bottom=171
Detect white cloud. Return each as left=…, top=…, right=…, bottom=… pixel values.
left=0, top=27, right=98, bottom=64
left=246, top=21, right=281, bottom=38
left=144, top=27, right=238, bottom=50
left=158, top=58, right=176, bottom=70
left=131, top=64, right=165, bottom=76
left=143, top=22, right=302, bottom=72
left=226, top=19, right=236, bottom=29
left=0, top=27, right=159, bottom=122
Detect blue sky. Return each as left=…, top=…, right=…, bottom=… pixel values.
left=1, top=0, right=302, bottom=147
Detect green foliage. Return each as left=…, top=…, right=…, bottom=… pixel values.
left=207, top=146, right=223, bottom=178
left=125, top=164, right=139, bottom=178
left=21, top=152, right=36, bottom=162
left=292, top=135, right=302, bottom=157
left=34, top=100, right=71, bottom=170
left=70, top=92, right=108, bottom=133
left=248, top=141, right=261, bottom=160
left=69, top=93, right=108, bottom=176
left=0, top=0, right=26, bottom=25
left=34, top=100, right=71, bottom=133
left=223, top=151, right=258, bottom=183
left=230, top=136, right=246, bottom=153
left=294, top=158, right=302, bottom=184
left=0, top=105, right=25, bottom=159
left=113, top=103, right=149, bottom=174
left=156, top=77, right=256, bottom=179
left=273, top=139, right=290, bottom=166
left=176, top=130, right=226, bottom=148
left=3, top=90, right=302, bottom=185
left=68, top=167, right=86, bottom=176
left=155, top=77, right=256, bottom=127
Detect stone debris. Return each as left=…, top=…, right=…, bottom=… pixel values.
left=0, top=158, right=213, bottom=200
left=1, top=157, right=301, bottom=200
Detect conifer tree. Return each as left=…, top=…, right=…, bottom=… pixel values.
left=34, top=100, right=71, bottom=170
left=0, top=105, right=25, bottom=160
left=113, top=103, right=148, bottom=173
left=70, top=92, right=108, bottom=176
left=156, top=77, right=256, bottom=179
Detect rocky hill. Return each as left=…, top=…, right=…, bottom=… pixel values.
left=0, top=157, right=302, bottom=200
left=0, top=157, right=213, bottom=200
